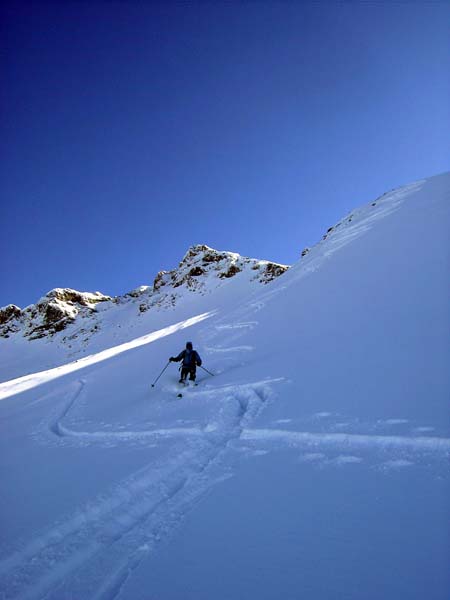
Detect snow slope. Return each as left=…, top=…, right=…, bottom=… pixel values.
left=0, top=173, right=449, bottom=599
left=0, top=245, right=287, bottom=381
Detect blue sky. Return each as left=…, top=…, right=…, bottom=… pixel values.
left=1, top=1, right=449, bottom=308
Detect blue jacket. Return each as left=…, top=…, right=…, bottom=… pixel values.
left=173, top=349, right=202, bottom=368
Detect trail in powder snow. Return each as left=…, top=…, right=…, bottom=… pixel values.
left=242, top=428, right=450, bottom=455
left=0, top=379, right=272, bottom=600
left=47, top=380, right=450, bottom=458
left=12, top=367, right=446, bottom=600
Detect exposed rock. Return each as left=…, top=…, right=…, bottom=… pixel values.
left=2, top=245, right=289, bottom=343
left=202, top=250, right=227, bottom=263
left=258, top=262, right=289, bottom=283
left=45, top=288, right=111, bottom=306
left=0, top=304, right=21, bottom=325
left=189, top=266, right=206, bottom=277
left=2, top=288, right=112, bottom=340
left=45, top=302, right=75, bottom=325
left=0, top=305, right=22, bottom=338
left=153, top=271, right=169, bottom=292
left=323, top=226, right=334, bottom=241
left=172, top=277, right=184, bottom=289
left=301, top=248, right=310, bottom=258
left=179, top=244, right=210, bottom=267
left=219, top=265, right=242, bottom=279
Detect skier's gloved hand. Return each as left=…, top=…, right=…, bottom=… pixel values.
left=169, top=357, right=175, bottom=362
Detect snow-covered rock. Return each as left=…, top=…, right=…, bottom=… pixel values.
left=0, top=304, right=22, bottom=337
left=152, top=244, right=288, bottom=292
left=0, top=288, right=112, bottom=340
left=147, top=244, right=288, bottom=308
left=0, top=247, right=288, bottom=345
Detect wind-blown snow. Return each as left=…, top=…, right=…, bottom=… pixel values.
left=0, top=173, right=449, bottom=600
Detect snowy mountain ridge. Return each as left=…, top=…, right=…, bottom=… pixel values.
left=0, top=244, right=288, bottom=344
left=0, top=174, right=418, bottom=353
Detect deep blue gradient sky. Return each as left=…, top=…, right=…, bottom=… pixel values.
left=1, top=1, right=449, bottom=308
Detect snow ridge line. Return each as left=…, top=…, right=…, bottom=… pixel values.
left=203, top=180, right=427, bottom=333
left=242, top=428, right=450, bottom=455
left=0, top=383, right=272, bottom=600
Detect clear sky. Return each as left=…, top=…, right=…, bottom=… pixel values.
left=1, top=1, right=449, bottom=308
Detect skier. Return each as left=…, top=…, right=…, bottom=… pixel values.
left=169, top=342, right=202, bottom=383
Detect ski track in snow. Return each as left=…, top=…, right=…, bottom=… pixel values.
left=241, top=428, right=450, bottom=455
left=0, top=380, right=273, bottom=600
left=43, top=383, right=450, bottom=459
left=3, top=372, right=447, bottom=600
left=204, top=345, right=254, bottom=354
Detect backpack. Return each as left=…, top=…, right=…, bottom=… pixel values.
left=183, top=350, right=202, bottom=369
left=182, top=349, right=196, bottom=367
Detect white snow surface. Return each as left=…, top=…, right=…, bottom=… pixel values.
left=0, top=173, right=449, bottom=599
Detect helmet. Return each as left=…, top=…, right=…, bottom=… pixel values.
left=186, top=341, right=193, bottom=350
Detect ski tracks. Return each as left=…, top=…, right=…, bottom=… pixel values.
left=0, top=381, right=273, bottom=600
left=2, top=373, right=448, bottom=599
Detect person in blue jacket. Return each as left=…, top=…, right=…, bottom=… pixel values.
left=170, top=342, right=202, bottom=383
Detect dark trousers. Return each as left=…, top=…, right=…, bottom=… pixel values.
left=180, top=366, right=196, bottom=381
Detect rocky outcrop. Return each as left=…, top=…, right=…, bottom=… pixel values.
left=0, top=288, right=112, bottom=340
left=219, top=264, right=242, bottom=279
left=170, top=244, right=288, bottom=288
left=44, top=289, right=111, bottom=306
left=257, top=261, right=289, bottom=282
left=1, top=246, right=288, bottom=342
left=0, top=304, right=22, bottom=325
left=125, top=286, right=151, bottom=298
left=0, top=305, right=22, bottom=337
left=132, top=245, right=288, bottom=314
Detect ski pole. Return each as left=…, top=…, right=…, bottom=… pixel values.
left=151, top=361, right=171, bottom=387
left=199, top=365, right=215, bottom=377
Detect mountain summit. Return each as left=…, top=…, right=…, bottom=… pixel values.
left=153, top=243, right=288, bottom=292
